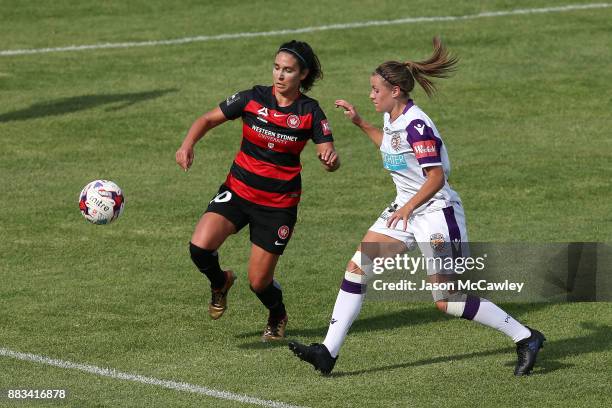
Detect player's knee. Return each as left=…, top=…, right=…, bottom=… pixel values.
left=347, top=251, right=373, bottom=277
left=341, top=251, right=374, bottom=293
left=435, top=300, right=448, bottom=313
left=248, top=276, right=271, bottom=293
left=189, top=242, right=219, bottom=270
left=437, top=292, right=469, bottom=317
left=346, top=260, right=364, bottom=275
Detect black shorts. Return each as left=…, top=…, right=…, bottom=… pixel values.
left=205, top=184, right=297, bottom=255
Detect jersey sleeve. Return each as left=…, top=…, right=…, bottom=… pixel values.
left=311, top=105, right=334, bottom=144
left=218, top=89, right=251, bottom=120
left=406, top=119, right=443, bottom=167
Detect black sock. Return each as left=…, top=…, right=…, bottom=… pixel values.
left=251, top=281, right=286, bottom=319
left=189, top=242, right=226, bottom=289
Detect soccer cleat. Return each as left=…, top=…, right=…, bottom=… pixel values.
left=208, top=270, right=236, bottom=320
left=288, top=342, right=337, bottom=375
left=261, top=314, right=288, bottom=342
left=514, top=326, right=546, bottom=376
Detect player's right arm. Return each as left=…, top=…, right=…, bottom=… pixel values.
left=335, top=99, right=383, bottom=147
left=176, top=107, right=228, bottom=171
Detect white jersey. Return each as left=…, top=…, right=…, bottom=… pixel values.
left=379, top=100, right=461, bottom=214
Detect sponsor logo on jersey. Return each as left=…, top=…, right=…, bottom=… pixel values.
left=226, top=92, right=240, bottom=106
left=273, top=112, right=287, bottom=118
left=251, top=124, right=299, bottom=143
left=257, top=107, right=269, bottom=117
left=412, top=140, right=438, bottom=159
left=430, top=233, right=446, bottom=253
left=287, top=114, right=301, bottom=128
left=278, top=225, right=290, bottom=239
left=321, top=119, right=332, bottom=136
left=381, top=152, right=408, bottom=171
left=452, top=238, right=462, bottom=254
left=414, top=122, right=426, bottom=135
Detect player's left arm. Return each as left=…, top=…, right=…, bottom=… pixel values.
left=311, top=105, right=339, bottom=172
left=316, top=142, right=340, bottom=172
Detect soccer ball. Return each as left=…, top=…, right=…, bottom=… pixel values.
left=79, top=180, right=125, bottom=225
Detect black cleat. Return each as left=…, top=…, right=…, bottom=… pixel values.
left=514, top=327, right=546, bottom=376
left=288, top=342, right=337, bottom=375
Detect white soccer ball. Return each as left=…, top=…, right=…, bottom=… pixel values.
left=79, top=180, right=125, bottom=225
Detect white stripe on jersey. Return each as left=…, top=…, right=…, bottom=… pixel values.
left=379, top=101, right=461, bottom=213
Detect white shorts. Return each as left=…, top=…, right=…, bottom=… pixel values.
left=368, top=202, right=469, bottom=275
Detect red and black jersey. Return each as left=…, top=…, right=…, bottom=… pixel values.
left=218, top=85, right=334, bottom=208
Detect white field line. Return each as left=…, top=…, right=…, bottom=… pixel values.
left=0, top=347, right=307, bottom=408
left=1, top=3, right=610, bottom=56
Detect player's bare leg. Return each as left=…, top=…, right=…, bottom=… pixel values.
left=190, top=212, right=238, bottom=319
left=290, top=231, right=406, bottom=374
left=247, top=244, right=287, bottom=341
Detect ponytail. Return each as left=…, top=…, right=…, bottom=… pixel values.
left=404, top=37, right=458, bottom=97
left=374, top=36, right=458, bottom=98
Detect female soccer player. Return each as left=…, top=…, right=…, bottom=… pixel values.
left=176, top=40, right=339, bottom=341
left=289, top=37, right=544, bottom=375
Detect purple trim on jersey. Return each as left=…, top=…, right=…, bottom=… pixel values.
left=340, top=279, right=366, bottom=294
left=405, top=119, right=437, bottom=143
left=417, top=156, right=443, bottom=166
left=405, top=119, right=443, bottom=166
left=442, top=206, right=462, bottom=258
left=461, top=295, right=481, bottom=320
left=402, top=99, right=414, bottom=114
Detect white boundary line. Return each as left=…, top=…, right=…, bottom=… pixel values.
left=0, top=347, right=307, bottom=408
left=1, top=3, right=610, bottom=57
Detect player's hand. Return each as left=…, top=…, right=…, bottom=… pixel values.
left=387, top=204, right=414, bottom=231
left=335, top=99, right=362, bottom=126
left=175, top=146, right=194, bottom=172
left=318, top=148, right=339, bottom=170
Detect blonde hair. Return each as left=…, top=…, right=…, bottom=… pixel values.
left=374, top=36, right=458, bottom=97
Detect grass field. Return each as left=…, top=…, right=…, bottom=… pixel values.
left=1, top=1, right=611, bottom=407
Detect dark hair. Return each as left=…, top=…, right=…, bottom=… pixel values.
left=277, top=40, right=323, bottom=92
left=374, top=36, right=458, bottom=97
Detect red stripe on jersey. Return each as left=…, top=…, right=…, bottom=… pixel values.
left=242, top=123, right=308, bottom=155
left=234, top=151, right=301, bottom=181
left=226, top=173, right=300, bottom=208
left=244, top=100, right=313, bottom=129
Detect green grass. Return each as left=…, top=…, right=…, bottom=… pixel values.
left=1, top=1, right=611, bottom=407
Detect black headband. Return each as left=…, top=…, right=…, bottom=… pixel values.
left=375, top=67, right=394, bottom=85
left=279, top=47, right=309, bottom=69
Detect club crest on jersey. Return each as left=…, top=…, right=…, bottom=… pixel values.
left=278, top=225, right=290, bottom=240
left=286, top=114, right=301, bottom=128
left=430, top=233, right=446, bottom=253
left=391, top=133, right=402, bottom=151
left=268, top=142, right=275, bottom=149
